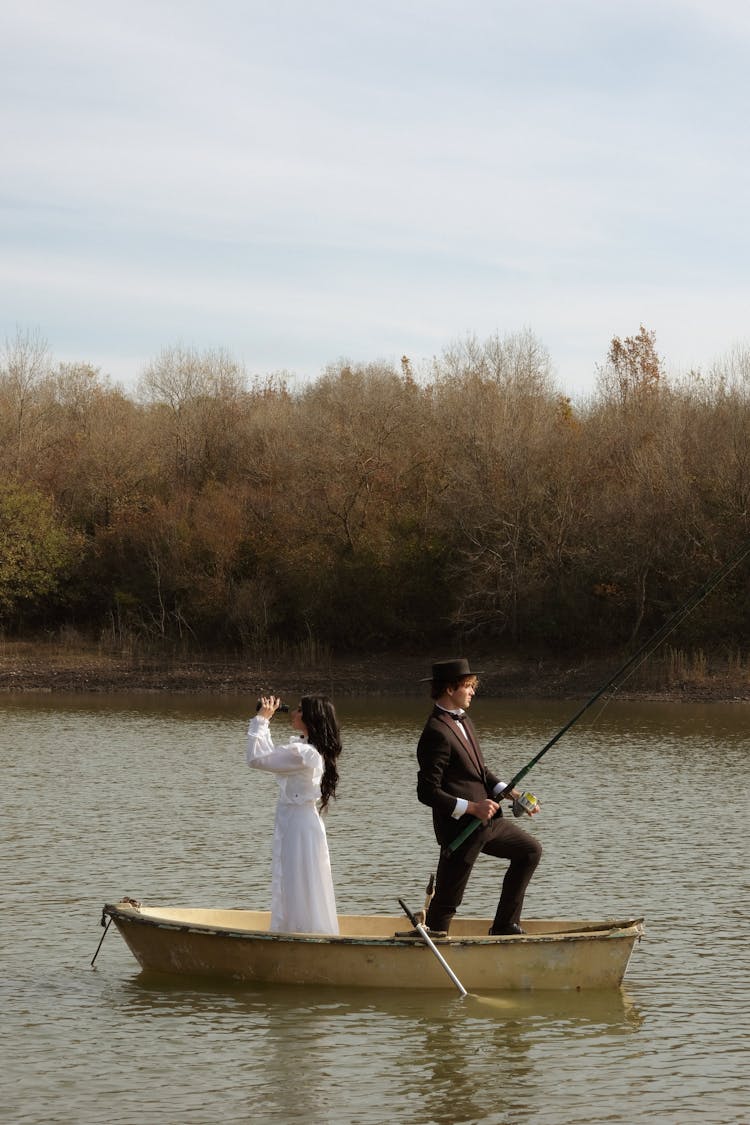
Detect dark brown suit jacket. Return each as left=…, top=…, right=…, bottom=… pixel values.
left=417, top=707, right=502, bottom=856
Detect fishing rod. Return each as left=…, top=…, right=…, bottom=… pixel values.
left=446, top=536, right=750, bottom=857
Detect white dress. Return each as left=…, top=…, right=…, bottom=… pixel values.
left=246, top=715, right=339, bottom=935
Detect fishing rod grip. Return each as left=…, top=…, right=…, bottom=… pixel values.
left=444, top=778, right=523, bottom=856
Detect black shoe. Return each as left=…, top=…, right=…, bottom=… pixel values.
left=489, top=922, right=525, bottom=936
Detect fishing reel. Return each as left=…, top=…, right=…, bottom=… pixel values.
left=512, top=792, right=539, bottom=817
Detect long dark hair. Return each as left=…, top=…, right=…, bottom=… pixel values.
left=300, top=695, right=342, bottom=812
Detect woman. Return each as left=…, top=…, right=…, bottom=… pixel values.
left=246, top=694, right=342, bottom=934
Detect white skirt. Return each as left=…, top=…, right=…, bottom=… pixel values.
left=270, top=801, right=338, bottom=935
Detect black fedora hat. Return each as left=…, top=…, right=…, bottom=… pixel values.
left=422, top=658, right=482, bottom=682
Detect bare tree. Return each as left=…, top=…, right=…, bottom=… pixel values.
left=138, top=345, right=248, bottom=486
left=0, top=327, right=53, bottom=475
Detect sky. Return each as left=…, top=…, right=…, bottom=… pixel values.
left=2, top=0, right=749, bottom=399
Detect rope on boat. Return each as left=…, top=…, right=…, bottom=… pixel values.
left=91, top=897, right=141, bottom=967
left=90, top=914, right=112, bottom=968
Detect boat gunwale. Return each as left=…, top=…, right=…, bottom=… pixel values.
left=103, top=903, right=645, bottom=947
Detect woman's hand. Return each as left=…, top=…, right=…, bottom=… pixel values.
left=257, top=695, right=281, bottom=720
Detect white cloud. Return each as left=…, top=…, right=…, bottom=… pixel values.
left=2, top=0, right=749, bottom=396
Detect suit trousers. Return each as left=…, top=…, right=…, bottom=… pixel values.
left=425, top=816, right=542, bottom=933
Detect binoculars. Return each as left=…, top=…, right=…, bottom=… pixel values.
left=255, top=700, right=290, bottom=713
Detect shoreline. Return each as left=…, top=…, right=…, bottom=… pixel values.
left=1, top=643, right=748, bottom=702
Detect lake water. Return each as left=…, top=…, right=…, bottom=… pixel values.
left=2, top=692, right=749, bottom=1124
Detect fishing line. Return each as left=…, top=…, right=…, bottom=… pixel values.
left=447, top=536, right=750, bottom=857
left=583, top=536, right=750, bottom=720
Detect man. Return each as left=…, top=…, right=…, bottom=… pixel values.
left=416, top=658, right=542, bottom=935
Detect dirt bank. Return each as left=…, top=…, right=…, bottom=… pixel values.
left=1, top=642, right=748, bottom=702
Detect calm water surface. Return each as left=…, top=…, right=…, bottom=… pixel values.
left=2, top=692, right=749, bottom=1124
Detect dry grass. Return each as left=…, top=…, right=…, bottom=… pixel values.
left=1, top=637, right=749, bottom=700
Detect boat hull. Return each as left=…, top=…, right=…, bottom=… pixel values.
left=103, top=903, right=644, bottom=991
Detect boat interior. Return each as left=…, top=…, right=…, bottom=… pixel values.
left=108, top=903, right=642, bottom=940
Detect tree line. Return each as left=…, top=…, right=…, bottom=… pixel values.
left=1, top=325, right=749, bottom=662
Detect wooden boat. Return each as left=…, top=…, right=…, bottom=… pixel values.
left=101, top=900, right=644, bottom=991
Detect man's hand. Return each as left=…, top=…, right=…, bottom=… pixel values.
left=468, top=797, right=499, bottom=822
left=511, top=791, right=541, bottom=816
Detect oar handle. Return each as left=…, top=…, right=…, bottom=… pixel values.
left=398, top=898, right=418, bottom=927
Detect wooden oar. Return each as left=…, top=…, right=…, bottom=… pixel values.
left=412, top=873, right=435, bottom=925
left=398, top=898, right=467, bottom=998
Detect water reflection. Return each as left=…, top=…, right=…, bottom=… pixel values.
left=2, top=692, right=749, bottom=1125
left=117, top=976, right=642, bottom=1124
left=126, top=974, right=643, bottom=1030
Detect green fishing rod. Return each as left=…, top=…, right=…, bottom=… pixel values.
left=446, top=537, right=750, bottom=857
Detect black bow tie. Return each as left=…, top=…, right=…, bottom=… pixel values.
left=448, top=711, right=465, bottom=720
